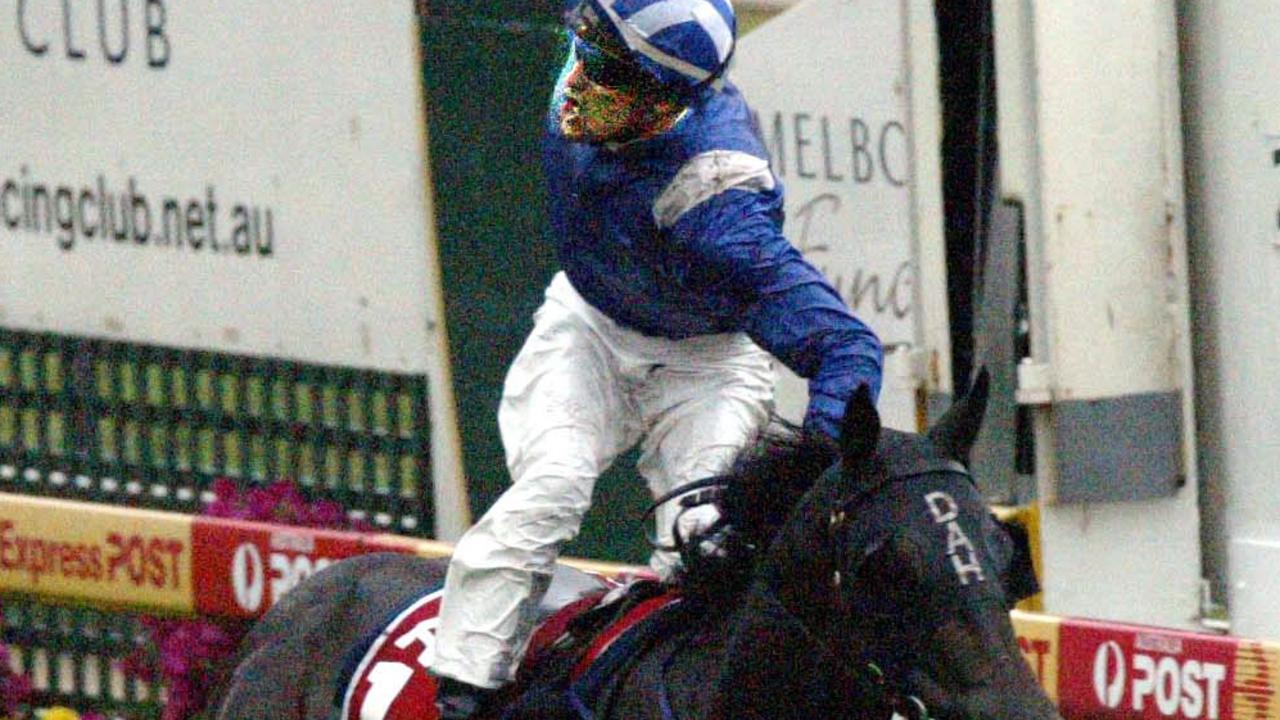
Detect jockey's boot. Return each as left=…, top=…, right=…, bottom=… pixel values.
left=433, top=675, right=499, bottom=720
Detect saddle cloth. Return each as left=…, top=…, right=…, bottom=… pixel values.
left=334, top=566, right=680, bottom=720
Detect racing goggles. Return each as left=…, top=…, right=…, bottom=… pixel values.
left=572, top=36, right=658, bottom=90
left=567, top=5, right=666, bottom=92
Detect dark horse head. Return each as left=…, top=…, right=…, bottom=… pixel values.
left=699, top=371, right=1061, bottom=720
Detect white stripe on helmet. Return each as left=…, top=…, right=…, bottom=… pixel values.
left=627, top=0, right=733, bottom=63
left=598, top=0, right=728, bottom=83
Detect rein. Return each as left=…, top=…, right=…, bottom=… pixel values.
left=641, top=475, right=731, bottom=553
left=754, top=589, right=911, bottom=718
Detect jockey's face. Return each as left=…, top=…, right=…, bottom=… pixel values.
left=558, top=36, right=683, bottom=144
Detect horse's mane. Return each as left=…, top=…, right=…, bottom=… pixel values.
left=676, top=417, right=837, bottom=603
left=717, top=419, right=838, bottom=547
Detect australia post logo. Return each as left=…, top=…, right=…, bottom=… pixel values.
left=191, top=518, right=402, bottom=618
left=1061, top=625, right=1235, bottom=720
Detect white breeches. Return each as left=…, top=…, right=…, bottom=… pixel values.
left=430, top=272, right=775, bottom=688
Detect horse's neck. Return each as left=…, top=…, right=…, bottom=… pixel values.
left=607, top=613, right=732, bottom=720
left=596, top=588, right=797, bottom=720
left=703, top=586, right=865, bottom=720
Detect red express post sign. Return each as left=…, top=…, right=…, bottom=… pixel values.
left=191, top=518, right=415, bottom=618
left=1058, top=620, right=1246, bottom=720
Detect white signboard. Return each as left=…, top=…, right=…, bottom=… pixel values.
left=735, top=0, right=933, bottom=427
left=0, top=1, right=437, bottom=373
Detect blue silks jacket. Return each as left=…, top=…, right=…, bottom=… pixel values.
left=542, top=70, right=883, bottom=440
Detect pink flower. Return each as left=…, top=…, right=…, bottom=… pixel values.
left=0, top=636, right=33, bottom=714
left=0, top=671, right=33, bottom=713
left=308, top=499, right=348, bottom=528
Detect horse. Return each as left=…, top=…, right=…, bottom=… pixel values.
left=212, top=372, right=1063, bottom=720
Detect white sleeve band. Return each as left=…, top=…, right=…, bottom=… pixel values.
left=652, top=150, right=776, bottom=230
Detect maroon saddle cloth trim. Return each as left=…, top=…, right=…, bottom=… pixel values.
left=337, top=567, right=624, bottom=720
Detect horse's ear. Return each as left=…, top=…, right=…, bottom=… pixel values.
left=840, top=384, right=881, bottom=463
left=928, top=367, right=990, bottom=462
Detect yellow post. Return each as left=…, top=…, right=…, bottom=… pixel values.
left=992, top=503, right=1043, bottom=612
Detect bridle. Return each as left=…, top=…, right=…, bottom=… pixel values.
left=824, top=457, right=973, bottom=581
left=793, top=456, right=972, bottom=712
left=815, top=457, right=974, bottom=720
left=645, top=457, right=977, bottom=720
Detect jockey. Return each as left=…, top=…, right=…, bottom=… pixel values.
left=429, top=1, right=884, bottom=716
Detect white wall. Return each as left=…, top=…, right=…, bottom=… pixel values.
left=994, top=0, right=1202, bottom=629
left=1180, top=0, right=1280, bottom=641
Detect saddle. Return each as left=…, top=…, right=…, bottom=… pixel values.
left=334, top=564, right=687, bottom=720
left=501, top=576, right=688, bottom=720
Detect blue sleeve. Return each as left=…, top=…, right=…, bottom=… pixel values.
left=665, top=189, right=884, bottom=439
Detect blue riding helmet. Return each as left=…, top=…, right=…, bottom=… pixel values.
left=566, top=0, right=737, bottom=100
